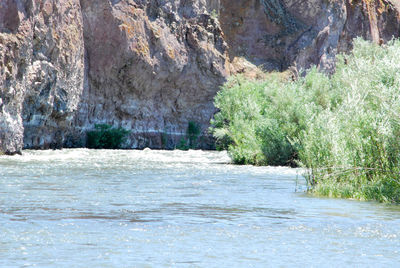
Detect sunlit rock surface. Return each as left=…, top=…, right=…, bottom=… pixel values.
left=0, top=0, right=84, bottom=154
left=0, top=0, right=399, bottom=153
left=220, top=0, right=400, bottom=73
left=72, top=0, right=229, bottom=149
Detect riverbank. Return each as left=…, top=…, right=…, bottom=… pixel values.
left=211, top=38, right=400, bottom=203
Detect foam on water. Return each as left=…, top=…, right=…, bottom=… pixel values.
left=0, top=148, right=230, bottom=163
left=1, top=149, right=400, bottom=266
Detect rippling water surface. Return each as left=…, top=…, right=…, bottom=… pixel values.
left=1, top=149, right=400, bottom=267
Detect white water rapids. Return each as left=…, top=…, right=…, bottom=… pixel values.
left=0, top=149, right=399, bottom=266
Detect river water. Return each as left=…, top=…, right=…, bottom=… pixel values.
left=0, top=149, right=399, bottom=267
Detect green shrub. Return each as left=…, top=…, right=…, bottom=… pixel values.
left=210, top=72, right=315, bottom=165
left=187, top=121, right=201, bottom=148
left=87, top=124, right=130, bottom=149
left=211, top=38, right=400, bottom=202
left=298, top=38, right=400, bottom=202
left=176, top=137, right=189, bottom=150
left=176, top=121, right=201, bottom=150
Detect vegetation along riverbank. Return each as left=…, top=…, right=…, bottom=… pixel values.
left=210, top=38, right=400, bottom=203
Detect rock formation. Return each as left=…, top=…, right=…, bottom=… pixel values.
left=1, top=0, right=84, bottom=154
left=73, top=0, right=228, bottom=149
left=220, top=0, right=400, bottom=72
left=0, top=0, right=399, bottom=154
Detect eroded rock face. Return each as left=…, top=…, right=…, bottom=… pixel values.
left=220, top=0, right=400, bottom=73
left=0, top=0, right=399, bottom=153
left=71, top=0, right=229, bottom=149
left=0, top=0, right=84, bottom=153
left=22, top=0, right=84, bottom=149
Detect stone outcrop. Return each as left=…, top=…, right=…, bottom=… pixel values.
left=220, top=0, right=400, bottom=73
left=73, top=0, right=228, bottom=149
left=0, top=0, right=84, bottom=154
left=0, top=0, right=399, bottom=154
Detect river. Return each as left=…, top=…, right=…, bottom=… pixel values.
left=0, top=149, right=399, bottom=266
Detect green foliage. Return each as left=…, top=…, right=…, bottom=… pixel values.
left=211, top=72, right=312, bottom=166
left=177, top=121, right=201, bottom=150
left=210, top=9, right=218, bottom=19
left=211, top=38, right=400, bottom=202
left=87, top=124, right=130, bottom=149
left=176, top=137, right=189, bottom=151
left=187, top=121, right=201, bottom=148
left=161, top=130, right=168, bottom=149
left=298, top=38, right=400, bottom=203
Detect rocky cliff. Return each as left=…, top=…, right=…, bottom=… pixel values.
left=1, top=0, right=84, bottom=154
left=1, top=0, right=399, bottom=154
left=220, top=0, right=400, bottom=72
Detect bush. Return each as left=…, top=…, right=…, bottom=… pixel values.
left=211, top=38, right=400, bottom=202
left=210, top=72, right=315, bottom=165
left=187, top=121, right=201, bottom=148
left=298, top=38, right=400, bottom=202
left=176, top=121, right=202, bottom=150
left=87, top=124, right=130, bottom=149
